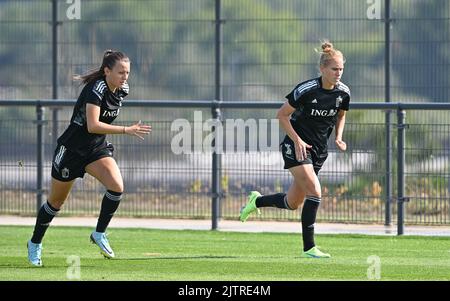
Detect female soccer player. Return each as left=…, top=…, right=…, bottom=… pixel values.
left=239, top=41, right=350, bottom=258
left=27, top=50, right=152, bottom=266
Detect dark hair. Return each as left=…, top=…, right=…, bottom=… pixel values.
left=75, top=50, right=130, bottom=84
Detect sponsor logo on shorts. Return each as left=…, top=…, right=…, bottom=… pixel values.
left=284, top=143, right=293, bottom=156
left=284, top=143, right=295, bottom=160
left=61, top=168, right=70, bottom=179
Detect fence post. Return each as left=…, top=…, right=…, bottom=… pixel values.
left=384, top=0, right=393, bottom=226
left=36, top=102, right=45, bottom=214
left=51, top=0, right=61, bottom=150
left=211, top=101, right=222, bottom=230
left=211, top=0, right=223, bottom=230
left=397, top=108, right=407, bottom=235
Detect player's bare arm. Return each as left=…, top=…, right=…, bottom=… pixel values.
left=277, top=102, right=312, bottom=161
left=335, top=109, right=347, bottom=151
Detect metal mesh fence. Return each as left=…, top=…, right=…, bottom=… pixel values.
left=1, top=104, right=449, bottom=225
left=1, top=0, right=449, bottom=103
left=1, top=1, right=450, bottom=225
left=403, top=123, right=450, bottom=224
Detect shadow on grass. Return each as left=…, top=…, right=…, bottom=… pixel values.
left=114, top=255, right=292, bottom=261
left=114, top=255, right=240, bottom=261
left=0, top=264, right=97, bottom=269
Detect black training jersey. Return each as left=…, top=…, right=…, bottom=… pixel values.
left=285, top=76, right=350, bottom=153
left=57, top=78, right=129, bottom=155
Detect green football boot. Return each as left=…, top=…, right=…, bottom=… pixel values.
left=301, top=246, right=331, bottom=258
left=239, top=191, right=261, bottom=222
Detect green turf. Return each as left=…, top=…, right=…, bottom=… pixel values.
left=0, top=225, right=449, bottom=281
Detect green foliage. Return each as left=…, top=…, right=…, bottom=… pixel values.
left=1, top=0, right=448, bottom=103
left=394, top=0, right=450, bottom=102
left=1, top=1, right=449, bottom=205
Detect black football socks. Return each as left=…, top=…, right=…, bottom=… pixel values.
left=255, top=193, right=293, bottom=210
left=301, top=196, right=321, bottom=251
left=96, top=190, right=122, bottom=233
left=31, top=201, right=60, bottom=244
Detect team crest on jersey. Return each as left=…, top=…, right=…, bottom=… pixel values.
left=336, top=96, right=343, bottom=108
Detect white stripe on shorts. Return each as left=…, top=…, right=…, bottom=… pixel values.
left=54, top=145, right=66, bottom=167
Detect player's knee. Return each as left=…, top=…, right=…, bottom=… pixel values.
left=108, top=181, right=124, bottom=194
left=306, top=183, right=321, bottom=199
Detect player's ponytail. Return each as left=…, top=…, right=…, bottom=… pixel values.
left=75, top=50, right=130, bottom=85
left=316, top=40, right=345, bottom=67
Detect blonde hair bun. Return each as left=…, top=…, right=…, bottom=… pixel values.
left=321, top=42, right=334, bottom=53
left=317, top=40, right=345, bottom=66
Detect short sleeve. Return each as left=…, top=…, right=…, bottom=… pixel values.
left=285, top=79, right=318, bottom=109
left=341, top=94, right=350, bottom=111
left=285, top=88, right=302, bottom=109
left=336, top=82, right=351, bottom=111
left=85, top=80, right=107, bottom=106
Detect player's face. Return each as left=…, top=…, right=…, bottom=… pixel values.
left=104, top=59, right=130, bottom=91
left=320, top=57, right=344, bottom=89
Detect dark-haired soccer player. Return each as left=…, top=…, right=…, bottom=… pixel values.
left=27, top=50, right=152, bottom=266
left=240, top=41, right=350, bottom=258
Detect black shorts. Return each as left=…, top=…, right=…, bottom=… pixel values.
left=280, top=136, right=327, bottom=175
left=51, top=142, right=115, bottom=182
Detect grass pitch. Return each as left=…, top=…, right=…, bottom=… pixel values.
left=0, top=225, right=449, bottom=281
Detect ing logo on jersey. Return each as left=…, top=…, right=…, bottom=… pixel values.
left=310, top=109, right=337, bottom=117
left=103, top=109, right=120, bottom=117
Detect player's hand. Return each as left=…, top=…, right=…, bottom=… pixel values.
left=294, top=139, right=312, bottom=161
left=335, top=139, right=347, bottom=151
left=125, top=120, right=152, bottom=140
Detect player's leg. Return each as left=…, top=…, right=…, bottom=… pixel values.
left=28, top=143, right=80, bottom=267
left=259, top=181, right=306, bottom=209
left=85, top=156, right=123, bottom=259
left=289, top=164, right=330, bottom=258
left=240, top=138, right=307, bottom=222
left=285, top=181, right=306, bottom=209
left=239, top=183, right=305, bottom=222
left=28, top=177, right=75, bottom=266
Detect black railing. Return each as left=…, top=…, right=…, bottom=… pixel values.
left=1, top=100, right=450, bottom=235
